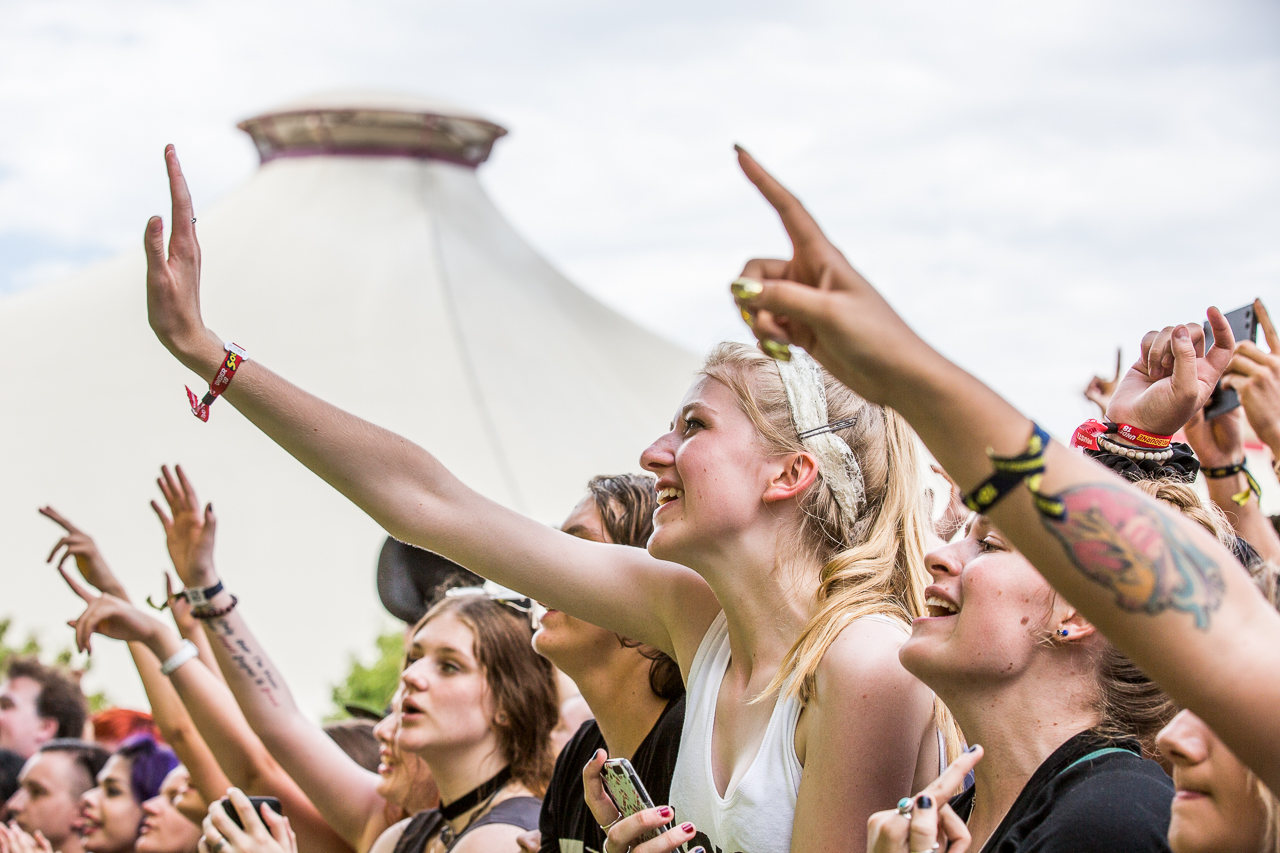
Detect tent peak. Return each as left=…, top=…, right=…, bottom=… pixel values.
left=237, top=90, right=508, bottom=168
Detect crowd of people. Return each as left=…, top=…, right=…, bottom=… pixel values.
left=1, top=144, right=1278, bottom=853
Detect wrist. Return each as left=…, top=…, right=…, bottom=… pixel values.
left=175, top=329, right=227, bottom=381
left=144, top=621, right=182, bottom=659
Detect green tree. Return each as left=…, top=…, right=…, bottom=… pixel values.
left=0, top=617, right=109, bottom=712
left=330, top=627, right=404, bottom=720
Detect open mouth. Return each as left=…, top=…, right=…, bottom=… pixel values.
left=656, top=487, right=682, bottom=507
left=924, top=595, right=959, bottom=618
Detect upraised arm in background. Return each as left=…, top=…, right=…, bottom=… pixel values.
left=140, top=147, right=719, bottom=668
left=47, top=500, right=353, bottom=853
left=729, top=146, right=1280, bottom=792
left=41, top=507, right=232, bottom=803
left=1224, top=299, right=1280, bottom=462
left=153, top=466, right=393, bottom=853
left=1183, top=407, right=1280, bottom=563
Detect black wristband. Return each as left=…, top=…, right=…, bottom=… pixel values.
left=183, top=580, right=224, bottom=608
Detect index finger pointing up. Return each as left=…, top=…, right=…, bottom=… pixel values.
left=735, top=145, right=824, bottom=249
left=166, top=145, right=196, bottom=253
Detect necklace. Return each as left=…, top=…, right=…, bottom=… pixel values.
left=437, top=766, right=512, bottom=848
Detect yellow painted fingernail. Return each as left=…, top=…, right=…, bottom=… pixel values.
left=739, top=307, right=755, bottom=327
left=761, top=339, right=792, bottom=362
left=731, top=277, right=763, bottom=301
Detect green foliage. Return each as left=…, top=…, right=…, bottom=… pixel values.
left=0, top=617, right=109, bottom=711
left=329, top=626, right=404, bottom=720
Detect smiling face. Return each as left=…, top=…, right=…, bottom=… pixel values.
left=899, top=515, right=1067, bottom=693
left=397, top=612, right=498, bottom=762
left=533, top=497, right=628, bottom=673
left=639, top=376, right=785, bottom=567
left=79, top=754, right=143, bottom=853
left=373, top=702, right=438, bottom=813
left=136, top=766, right=200, bottom=853
left=1157, top=709, right=1269, bottom=853
left=7, top=751, right=90, bottom=848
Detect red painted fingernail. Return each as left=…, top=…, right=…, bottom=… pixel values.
left=658, top=807, right=672, bottom=818
left=681, top=823, right=695, bottom=833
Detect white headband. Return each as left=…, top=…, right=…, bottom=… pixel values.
left=775, top=349, right=866, bottom=515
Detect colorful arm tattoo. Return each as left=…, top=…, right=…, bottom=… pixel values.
left=1040, top=483, right=1225, bottom=630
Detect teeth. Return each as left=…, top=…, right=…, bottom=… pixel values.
left=656, top=487, right=683, bottom=505
left=925, top=595, right=958, bottom=615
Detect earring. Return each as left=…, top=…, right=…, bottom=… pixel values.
left=1058, top=628, right=1069, bottom=638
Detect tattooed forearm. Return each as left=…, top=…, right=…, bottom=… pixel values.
left=208, top=617, right=283, bottom=706
left=1041, top=483, right=1225, bottom=629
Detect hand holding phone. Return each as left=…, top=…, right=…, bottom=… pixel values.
left=1205, top=303, right=1260, bottom=420
left=601, top=758, right=683, bottom=848
left=217, top=796, right=283, bottom=831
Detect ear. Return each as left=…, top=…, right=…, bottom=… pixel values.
left=1055, top=608, right=1097, bottom=643
left=762, top=451, right=821, bottom=505
left=36, top=715, right=60, bottom=744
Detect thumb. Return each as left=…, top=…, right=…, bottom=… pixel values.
left=1169, top=325, right=1201, bottom=398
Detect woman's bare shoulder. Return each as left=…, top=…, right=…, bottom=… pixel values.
left=812, top=616, right=924, bottom=706
left=365, top=817, right=411, bottom=853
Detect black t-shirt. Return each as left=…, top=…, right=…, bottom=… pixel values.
left=951, top=730, right=1173, bottom=853
left=539, top=696, right=685, bottom=853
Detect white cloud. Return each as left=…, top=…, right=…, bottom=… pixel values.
left=0, top=0, right=1277, bottom=706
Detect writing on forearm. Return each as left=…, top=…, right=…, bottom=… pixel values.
left=209, top=618, right=282, bottom=707
left=1041, top=483, right=1225, bottom=629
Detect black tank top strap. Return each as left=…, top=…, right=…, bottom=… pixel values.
left=390, top=810, right=445, bottom=853
left=448, top=796, right=542, bottom=847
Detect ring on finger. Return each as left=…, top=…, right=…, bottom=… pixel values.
left=896, top=796, right=914, bottom=818
left=909, top=846, right=940, bottom=853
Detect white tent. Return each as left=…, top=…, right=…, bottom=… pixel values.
left=0, top=92, right=699, bottom=715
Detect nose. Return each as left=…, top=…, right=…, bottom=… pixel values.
left=640, top=429, right=677, bottom=475
left=926, top=541, right=965, bottom=579
left=400, top=660, right=429, bottom=692
left=1157, top=709, right=1211, bottom=767
left=7, top=788, right=27, bottom=813
left=141, top=795, right=164, bottom=816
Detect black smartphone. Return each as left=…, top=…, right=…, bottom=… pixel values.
left=1203, top=303, right=1259, bottom=420
left=217, top=796, right=282, bottom=831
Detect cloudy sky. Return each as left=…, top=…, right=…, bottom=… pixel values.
left=2, top=0, right=1277, bottom=701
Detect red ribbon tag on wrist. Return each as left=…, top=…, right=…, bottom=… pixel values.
left=1113, top=422, right=1172, bottom=449
left=1071, top=420, right=1107, bottom=451
left=185, top=343, right=247, bottom=422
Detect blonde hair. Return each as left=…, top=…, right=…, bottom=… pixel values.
left=700, top=343, right=962, bottom=759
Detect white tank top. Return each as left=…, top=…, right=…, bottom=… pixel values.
left=669, top=610, right=911, bottom=853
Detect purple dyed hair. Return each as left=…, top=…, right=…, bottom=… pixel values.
left=114, top=734, right=179, bottom=804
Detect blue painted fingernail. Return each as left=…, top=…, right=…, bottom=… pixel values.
left=965, top=744, right=979, bottom=753
left=691, top=848, right=706, bottom=853
left=916, top=794, right=933, bottom=809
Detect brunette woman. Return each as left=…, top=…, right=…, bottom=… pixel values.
left=144, top=146, right=954, bottom=853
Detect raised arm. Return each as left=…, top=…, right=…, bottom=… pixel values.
left=142, top=147, right=713, bottom=658
left=1183, top=407, right=1280, bottom=562
left=729, top=146, right=1280, bottom=791
left=41, top=508, right=232, bottom=805
left=152, top=467, right=379, bottom=850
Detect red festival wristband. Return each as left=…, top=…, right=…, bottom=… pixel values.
left=1070, top=419, right=1171, bottom=451
left=186, top=342, right=248, bottom=422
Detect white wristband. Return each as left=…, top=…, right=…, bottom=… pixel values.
left=160, top=640, right=199, bottom=676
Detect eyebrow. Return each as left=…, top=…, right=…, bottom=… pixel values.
left=561, top=524, right=603, bottom=542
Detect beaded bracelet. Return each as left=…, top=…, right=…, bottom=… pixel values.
left=191, top=594, right=239, bottom=621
